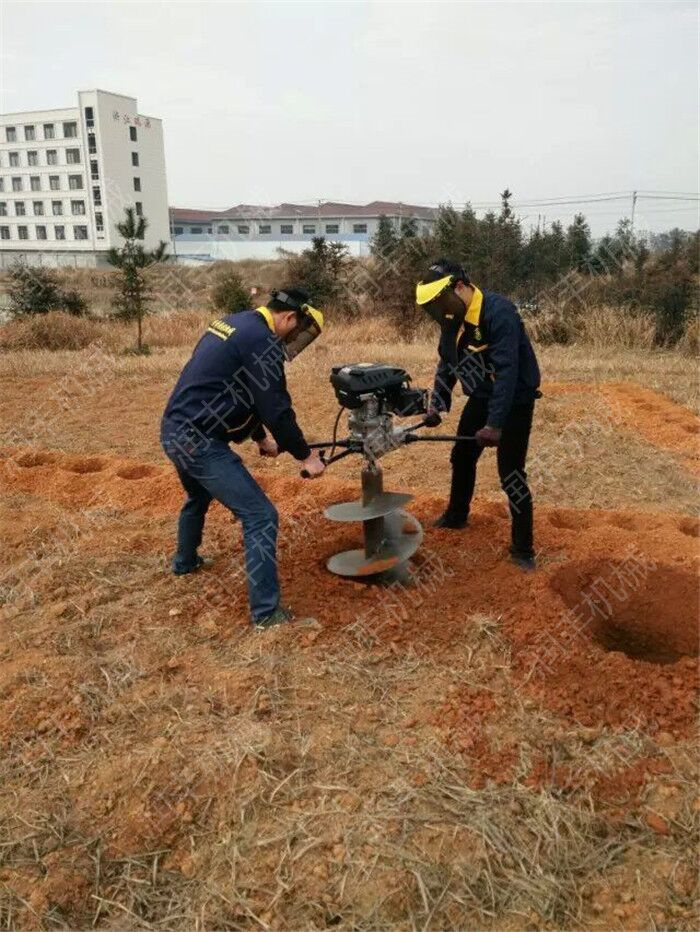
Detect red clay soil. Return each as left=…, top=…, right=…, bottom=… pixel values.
left=1, top=444, right=697, bottom=751
left=593, top=383, right=700, bottom=473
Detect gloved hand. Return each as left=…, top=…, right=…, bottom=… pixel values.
left=300, top=451, right=326, bottom=478
left=424, top=407, right=443, bottom=428
left=257, top=437, right=279, bottom=457
left=475, top=426, right=502, bottom=447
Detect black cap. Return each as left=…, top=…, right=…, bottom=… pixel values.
left=269, top=286, right=310, bottom=312
left=422, top=258, right=469, bottom=286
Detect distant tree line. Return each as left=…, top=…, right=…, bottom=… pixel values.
left=281, top=195, right=698, bottom=343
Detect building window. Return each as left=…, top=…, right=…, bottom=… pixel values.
left=280, top=224, right=293, bottom=234
left=325, top=224, right=339, bottom=234
left=135, top=201, right=143, bottom=217
left=52, top=201, right=62, bottom=216
left=49, top=175, right=60, bottom=191
left=133, top=177, right=141, bottom=192
left=18, top=225, right=28, bottom=240
left=12, top=177, right=22, bottom=192
left=90, top=160, right=99, bottom=180
left=24, top=125, right=35, bottom=141
left=0, top=202, right=5, bottom=217
left=129, top=152, right=138, bottom=168
left=95, top=211, right=103, bottom=229
left=9, top=152, right=19, bottom=167
left=68, top=175, right=83, bottom=190
left=33, top=201, right=44, bottom=216
left=55, top=225, right=65, bottom=240
left=218, top=225, right=230, bottom=234
left=44, top=123, right=55, bottom=140
left=0, top=179, right=3, bottom=191
left=66, top=148, right=81, bottom=164
left=36, top=225, right=47, bottom=240
left=237, top=224, right=249, bottom=234
left=63, top=121, right=78, bottom=138
left=302, top=224, right=316, bottom=234
left=74, top=225, right=88, bottom=240
left=190, top=226, right=202, bottom=234
left=5, top=127, right=16, bottom=142
left=30, top=177, right=41, bottom=191
left=87, top=134, right=96, bottom=154
left=258, top=224, right=271, bottom=234
left=84, top=106, right=94, bottom=124
left=71, top=200, right=85, bottom=215
left=207, top=227, right=213, bottom=234
left=353, top=223, right=368, bottom=233
left=15, top=202, right=26, bottom=216
left=0, top=226, right=9, bottom=240
left=129, top=126, right=137, bottom=142
left=47, top=149, right=58, bottom=165
left=173, top=226, right=184, bottom=235
left=92, top=186, right=102, bottom=206
left=27, top=151, right=38, bottom=167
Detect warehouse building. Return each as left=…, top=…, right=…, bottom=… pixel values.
left=169, top=202, right=437, bottom=261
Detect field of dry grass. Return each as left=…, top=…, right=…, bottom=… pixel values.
left=0, top=311, right=698, bottom=930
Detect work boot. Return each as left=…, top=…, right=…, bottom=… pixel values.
left=252, top=605, right=294, bottom=630
left=432, top=511, right=469, bottom=530
left=509, top=551, right=536, bottom=573
left=172, top=555, right=213, bottom=576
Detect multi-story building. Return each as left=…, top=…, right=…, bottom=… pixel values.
left=0, top=90, right=169, bottom=268
left=169, top=201, right=437, bottom=261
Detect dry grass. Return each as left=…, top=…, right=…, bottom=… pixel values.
left=0, top=313, right=698, bottom=927
left=522, top=302, right=658, bottom=350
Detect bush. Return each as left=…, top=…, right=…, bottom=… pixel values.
left=0, top=311, right=104, bottom=351
left=7, top=261, right=90, bottom=317
left=211, top=269, right=251, bottom=314
left=282, top=238, right=356, bottom=312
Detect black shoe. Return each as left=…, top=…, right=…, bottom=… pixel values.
left=172, top=555, right=212, bottom=576
left=510, top=552, right=536, bottom=572
left=252, top=605, right=294, bottom=630
left=432, top=512, right=469, bottom=530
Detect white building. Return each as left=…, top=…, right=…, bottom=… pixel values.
left=169, top=201, right=437, bottom=262
left=0, top=90, right=169, bottom=268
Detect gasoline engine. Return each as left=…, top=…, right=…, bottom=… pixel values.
left=306, top=364, right=472, bottom=582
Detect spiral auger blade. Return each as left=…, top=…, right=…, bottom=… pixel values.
left=324, top=466, right=423, bottom=581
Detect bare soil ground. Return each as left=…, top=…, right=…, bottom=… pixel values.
left=0, top=324, right=698, bottom=930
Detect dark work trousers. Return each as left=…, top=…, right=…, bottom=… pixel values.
left=446, top=397, right=535, bottom=558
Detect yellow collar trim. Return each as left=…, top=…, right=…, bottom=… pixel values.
left=465, top=287, right=483, bottom=326
left=256, top=306, right=275, bottom=333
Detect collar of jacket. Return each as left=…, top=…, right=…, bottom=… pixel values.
left=255, top=306, right=276, bottom=333
left=465, top=287, right=483, bottom=326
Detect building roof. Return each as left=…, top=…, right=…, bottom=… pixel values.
left=169, top=201, right=437, bottom=223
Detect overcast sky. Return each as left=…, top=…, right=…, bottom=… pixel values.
left=2, top=0, right=698, bottom=234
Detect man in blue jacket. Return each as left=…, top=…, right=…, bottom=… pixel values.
left=416, top=259, right=541, bottom=570
left=161, top=288, right=326, bottom=627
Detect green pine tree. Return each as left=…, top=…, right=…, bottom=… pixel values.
left=107, top=208, right=168, bottom=353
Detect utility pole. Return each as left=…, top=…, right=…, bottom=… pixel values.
left=630, top=190, right=638, bottom=234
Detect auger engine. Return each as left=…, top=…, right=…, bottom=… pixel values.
left=307, top=364, right=472, bottom=582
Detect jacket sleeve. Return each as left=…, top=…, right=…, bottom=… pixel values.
left=485, top=302, right=521, bottom=428
left=246, top=337, right=311, bottom=460
left=431, top=330, right=457, bottom=413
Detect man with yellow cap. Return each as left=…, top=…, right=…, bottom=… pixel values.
left=416, top=260, right=541, bottom=571
left=161, top=287, right=326, bottom=626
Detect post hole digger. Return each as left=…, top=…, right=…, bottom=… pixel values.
left=303, top=363, right=476, bottom=582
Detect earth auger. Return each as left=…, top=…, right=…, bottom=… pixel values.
left=303, top=364, right=475, bottom=582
